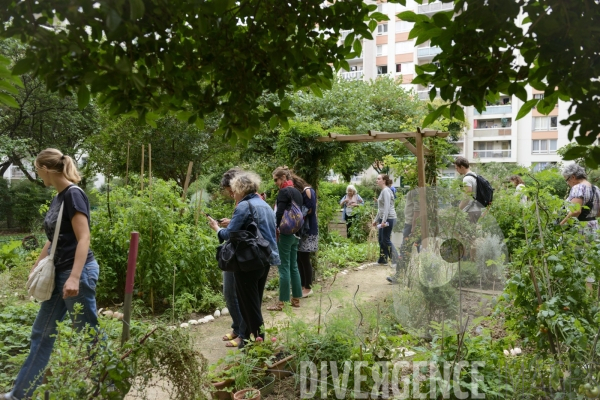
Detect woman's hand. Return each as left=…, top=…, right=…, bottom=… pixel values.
left=208, top=217, right=219, bottom=231
left=219, top=218, right=231, bottom=228
left=63, top=275, right=80, bottom=298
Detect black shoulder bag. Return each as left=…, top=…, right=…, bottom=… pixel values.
left=216, top=201, right=272, bottom=272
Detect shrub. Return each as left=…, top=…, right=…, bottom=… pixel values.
left=8, top=180, right=52, bottom=231
left=91, top=178, right=222, bottom=312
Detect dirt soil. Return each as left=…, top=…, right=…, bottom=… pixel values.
left=191, top=262, right=394, bottom=365
left=125, top=262, right=395, bottom=399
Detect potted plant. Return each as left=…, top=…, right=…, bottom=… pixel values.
left=233, top=388, right=260, bottom=400
left=245, top=335, right=296, bottom=380
left=208, top=354, right=237, bottom=399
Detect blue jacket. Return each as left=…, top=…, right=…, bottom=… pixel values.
left=217, top=193, right=281, bottom=266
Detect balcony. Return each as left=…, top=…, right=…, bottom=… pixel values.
left=341, top=71, right=364, bottom=80
left=473, top=128, right=511, bottom=137
left=473, top=150, right=512, bottom=159
left=417, top=47, right=442, bottom=58
left=474, top=105, right=513, bottom=115
left=417, top=2, right=454, bottom=14
left=417, top=89, right=440, bottom=100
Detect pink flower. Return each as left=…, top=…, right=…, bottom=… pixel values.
left=256, top=337, right=263, bottom=342
left=271, top=336, right=277, bottom=343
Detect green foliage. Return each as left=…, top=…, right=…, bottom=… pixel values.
left=0, top=241, right=20, bottom=272
left=290, top=77, right=425, bottom=181
left=90, top=178, right=221, bottom=310
left=88, top=113, right=238, bottom=188
left=0, top=1, right=383, bottom=142
left=347, top=204, right=377, bottom=244
left=6, top=180, right=52, bottom=231
left=497, top=182, right=600, bottom=389
left=403, top=0, right=600, bottom=167
left=0, top=302, right=38, bottom=392
left=318, top=240, right=378, bottom=277
left=276, top=121, right=344, bottom=188
left=0, top=39, right=100, bottom=188
left=32, top=307, right=210, bottom=399
left=415, top=319, right=517, bottom=399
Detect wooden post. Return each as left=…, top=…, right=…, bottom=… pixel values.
left=140, top=145, right=145, bottom=191
left=148, top=144, right=152, bottom=201
left=181, top=161, right=194, bottom=200
left=415, top=128, right=429, bottom=245
left=125, top=141, right=130, bottom=186
left=122, top=232, right=139, bottom=346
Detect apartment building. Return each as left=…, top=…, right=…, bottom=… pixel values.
left=340, top=0, right=570, bottom=173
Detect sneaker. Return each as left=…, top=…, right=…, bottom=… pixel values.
left=3, top=394, right=17, bottom=400
left=377, top=259, right=388, bottom=265
left=386, top=276, right=399, bottom=284
left=302, top=289, right=313, bottom=298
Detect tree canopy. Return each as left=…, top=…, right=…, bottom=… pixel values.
left=0, top=39, right=100, bottom=184
left=88, top=113, right=237, bottom=187
left=0, top=0, right=386, bottom=142
left=395, top=0, right=600, bottom=166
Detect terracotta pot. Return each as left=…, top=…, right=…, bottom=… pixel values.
left=211, top=378, right=235, bottom=400
left=233, top=388, right=261, bottom=400
left=265, top=353, right=295, bottom=380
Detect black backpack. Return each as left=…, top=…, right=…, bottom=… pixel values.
left=465, top=172, right=494, bottom=207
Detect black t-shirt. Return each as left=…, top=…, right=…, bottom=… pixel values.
left=43, top=185, right=95, bottom=272
left=275, top=186, right=303, bottom=227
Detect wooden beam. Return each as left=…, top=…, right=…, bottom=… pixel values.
left=398, top=138, right=431, bottom=156
left=317, top=130, right=448, bottom=142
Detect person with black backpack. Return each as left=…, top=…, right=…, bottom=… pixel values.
left=454, top=157, right=494, bottom=223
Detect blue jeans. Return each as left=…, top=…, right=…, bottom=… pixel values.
left=378, top=219, right=399, bottom=264
left=222, top=271, right=246, bottom=340
left=9, top=260, right=100, bottom=400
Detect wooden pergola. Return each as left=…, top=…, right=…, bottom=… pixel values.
left=317, top=128, right=450, bottom=240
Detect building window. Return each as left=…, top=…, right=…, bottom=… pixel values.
left=395, top=20, right=414, bottom=32
left=533, top=93, right=544, bottom=100
left=395, top=63, right=414, bottom=74
left=377, top=3, right=388, bottom=13
left=395, top=41, right=414, bottom=54
left=377, top=23, right=388, bottom=35
left=377, top=65, right=388, bottom=75
left=376, top=44, right=388, bottom=56
left=533, top=116, right=558, bottom=131
left=532, top=139, right=557, bottom=154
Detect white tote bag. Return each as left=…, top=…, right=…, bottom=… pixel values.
left=26, top=202, right=64, bottom=302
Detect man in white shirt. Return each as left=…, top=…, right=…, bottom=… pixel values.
left=454, top=157, right=483, bottom=223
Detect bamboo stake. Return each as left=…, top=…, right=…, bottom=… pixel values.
left=148, top=144, right=152, bottom=201
left=182, top=161, right=194, bottom=200
left=125, top=141, right=130, bottom=186
left=140, top=145, right=145, bottom=191
left=195, top=185, right=203, bottom=226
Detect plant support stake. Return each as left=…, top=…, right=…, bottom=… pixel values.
left=122, top=231, right=140, bottom=346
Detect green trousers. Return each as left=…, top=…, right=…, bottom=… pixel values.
left=277, top=234, right=303, bottom=302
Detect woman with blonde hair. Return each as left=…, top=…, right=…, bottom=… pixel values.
left=4, top=149, right=99, bottom=400
left=208, top=171, right=279, bottom=347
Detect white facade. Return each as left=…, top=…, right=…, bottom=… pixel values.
left=340, top=0, right=571, bottom=172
